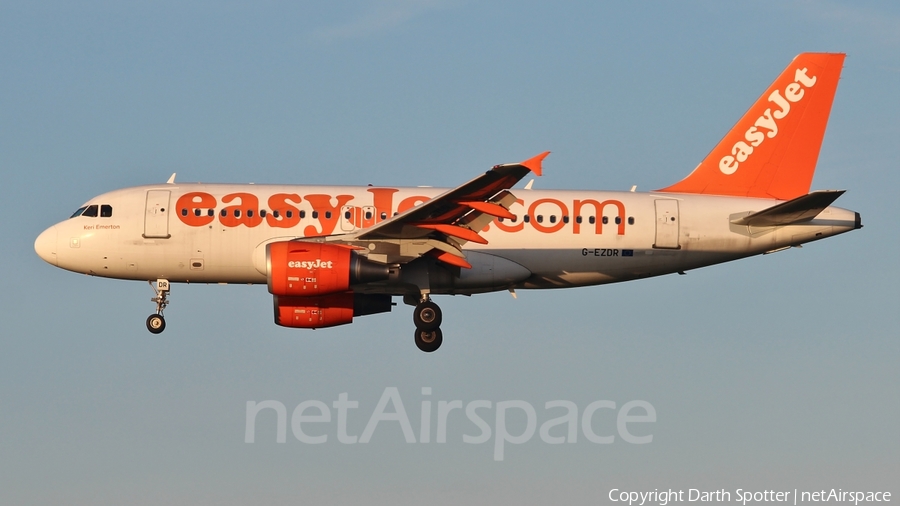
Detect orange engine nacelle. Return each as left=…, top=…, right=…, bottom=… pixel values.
left=274, top=293, right=355, bottom=328
left=267, top=241, right=390, bottom=297
left=274, top=292, right=393, bottom=329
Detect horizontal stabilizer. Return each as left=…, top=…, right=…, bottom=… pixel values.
left=731, top=190, right=845, bottom=227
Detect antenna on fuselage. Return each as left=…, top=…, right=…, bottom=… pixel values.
left=166, top=173, right=176, bottom=184
left=524, top=179, right=534, bottom=190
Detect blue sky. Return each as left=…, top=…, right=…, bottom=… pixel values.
left=2, top=1, right=898, bottom=504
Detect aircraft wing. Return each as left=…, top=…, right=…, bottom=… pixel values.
left=322, top=152, right=548, bottom=268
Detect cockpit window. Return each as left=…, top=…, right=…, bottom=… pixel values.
left=100, top=205, right=113, bottom=217
left=69, top=206, right=87, bottom=218
left=82, top=205, right=99, bottom=217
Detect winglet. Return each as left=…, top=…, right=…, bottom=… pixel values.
left=520, top=151, right=550, bottom=177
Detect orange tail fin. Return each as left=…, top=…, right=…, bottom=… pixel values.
left=658, top=53, right=845, bottom=200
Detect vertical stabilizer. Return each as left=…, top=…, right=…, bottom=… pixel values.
left=658, top=53, right=845, bottom=200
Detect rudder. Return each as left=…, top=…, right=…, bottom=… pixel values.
left=658, top=53, right=845, bottom=200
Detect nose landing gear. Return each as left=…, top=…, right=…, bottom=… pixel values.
left=146, top=279, right=170, bottom=334
left=413, top=297, right=443, bottom=352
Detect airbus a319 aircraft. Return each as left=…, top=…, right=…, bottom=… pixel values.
left=35, top=53, right=860, bottom=352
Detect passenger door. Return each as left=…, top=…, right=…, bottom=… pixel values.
left=653, top=199, right=680, bottom=249
left=144, top=190, right=171, bottom=239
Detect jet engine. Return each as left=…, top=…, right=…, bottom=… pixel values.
left=274, top=292, right=393, bottom=329
left=266, top=241, right=390, bottom=297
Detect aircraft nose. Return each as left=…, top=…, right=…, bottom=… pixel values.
left=35, top=225, right=58, bottom=266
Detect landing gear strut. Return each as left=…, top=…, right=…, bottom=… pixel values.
left=413, top=297, right=443, bottom=352
left=147, top=279, right=170, bottom=334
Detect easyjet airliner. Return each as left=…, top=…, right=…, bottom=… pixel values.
left=35, top=53, right=860, bottom=352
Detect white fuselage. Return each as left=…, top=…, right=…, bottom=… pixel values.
left=34, top=183, right=859, bottom=295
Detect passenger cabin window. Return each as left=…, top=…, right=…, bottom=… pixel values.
left=615, top=216, right=621, bottom=225
left=602, top=216, right=609, bottom=225
left=273, top=210, right=280, bottom=218
left=260, top=209, right=267, bottom=218
left=286, top=210, right=293, bottom=219
left=299, top=210, right=305, bottom=219
left=588, top=216, right=595, bottom=225
left=100, top=205, right=113, bottom=217
left=82, top=205, right=99, bottom=217
left=70, top=206, right=87, bottom=218
left=628, top=217, right=634, bottom=225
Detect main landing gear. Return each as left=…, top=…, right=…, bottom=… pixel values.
left=413, top=298, right=443, bottom=352
left=146, top=279, right=170, bottom=334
